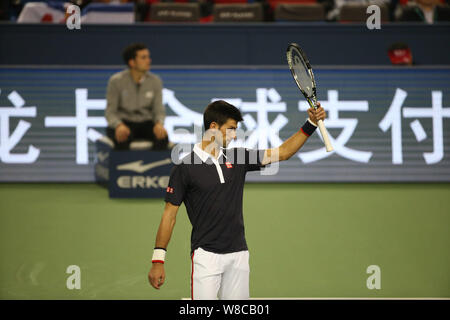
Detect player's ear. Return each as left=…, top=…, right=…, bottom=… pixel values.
left=209, top=122, right=219, bottom=130
left=203, top=122, right=218, bottom=141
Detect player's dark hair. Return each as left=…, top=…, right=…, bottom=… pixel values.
left=122, top=43, right=148, bottom=67
left=203, top=100, right=243, bottom=130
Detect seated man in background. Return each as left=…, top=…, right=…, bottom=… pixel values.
left=105, top=43, right=169, bottom=150
left=397, top=0, right=450, bottom=23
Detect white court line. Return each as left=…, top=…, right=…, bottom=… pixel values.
left=182, top=297, right=450, bottom=300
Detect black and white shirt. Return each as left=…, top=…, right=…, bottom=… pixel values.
left=165, top=143, right=265, bottom=254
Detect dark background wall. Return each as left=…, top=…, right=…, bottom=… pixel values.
left=1, top=22, right=449, bottom=66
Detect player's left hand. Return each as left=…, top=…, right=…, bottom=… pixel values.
left=307, top=102, right=326, bottom=125
left=153, top=122, right=168, bottom=140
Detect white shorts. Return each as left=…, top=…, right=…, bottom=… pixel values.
left=191, top=247, right=250, bottom=300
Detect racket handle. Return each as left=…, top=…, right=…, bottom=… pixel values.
left=317, top=120, right=334, bottom=152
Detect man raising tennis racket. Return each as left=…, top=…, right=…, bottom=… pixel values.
left=148, top=100, right=326, bottom=299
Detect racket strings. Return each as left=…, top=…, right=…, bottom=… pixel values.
left=289, top=50, right=314, bottom=97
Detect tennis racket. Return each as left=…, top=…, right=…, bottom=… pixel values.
left=286, top=43, right=333, bottom=152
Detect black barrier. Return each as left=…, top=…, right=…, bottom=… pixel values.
left=1, top=299, right=448, bottom=319
left=1, top=23, right=450, bottom=65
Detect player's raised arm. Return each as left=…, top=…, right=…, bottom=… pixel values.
left=148, top=201, right=180, bottom=290
left=261, top=103, right=326, bottom=166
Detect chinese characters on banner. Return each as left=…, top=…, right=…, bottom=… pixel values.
left=379, top=89, right=450, bottom=165
left=0, top=87, right=448, bottom=166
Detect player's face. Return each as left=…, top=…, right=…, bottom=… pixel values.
left=219, top=119, right=238, bottom=148
left=130, top=49, right=151, bottom=72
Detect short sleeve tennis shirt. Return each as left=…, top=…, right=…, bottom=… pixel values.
left=165, top=143, right=266, bottom=254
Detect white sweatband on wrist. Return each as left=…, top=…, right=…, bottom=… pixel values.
left=152, top=248, right=166, bottom=264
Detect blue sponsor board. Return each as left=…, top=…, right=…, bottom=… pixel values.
left=94, top=138, right=112, bottom=187
left=1, top=66, right=450, bottom=182
left=108, top=149, right=173, bottom=198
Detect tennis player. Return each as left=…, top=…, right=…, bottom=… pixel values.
left=148, top=100, right=326, bottom=299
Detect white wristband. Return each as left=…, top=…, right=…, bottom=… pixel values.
left=152, top=248, right=166, bottom=264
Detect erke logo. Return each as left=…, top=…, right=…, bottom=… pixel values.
left=115, top=158, right=172, bottom=189
left=167, top=187, right=174, bottom=194
left=225, top=161, right=233, bottom=169
left=117, top=158, right=171, bottom=173
left=96, top=152, right=109, bottom=162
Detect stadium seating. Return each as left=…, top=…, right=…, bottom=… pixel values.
left=81, top=3, right=135, bottom=24
left=17, top=1, right=135, bottom=24
left=17, top=2, right=67, bottom=23
left=274, top=3, right=325, bottom=21
left=268, top=0, right=317, bottom=11
left=397, top=2, right=450, bottom=22
left=213, top=3, right=264, bottom=22
left=150, top=2, right=201, bottom=22
left=214, top=0, right=250, bottom=3
left=339, top=3, right=389, bottom=22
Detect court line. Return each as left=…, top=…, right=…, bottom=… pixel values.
left=182, top=297, right=450, bottom=300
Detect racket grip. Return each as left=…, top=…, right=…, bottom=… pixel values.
left=317, top=120, right=334, bottom=152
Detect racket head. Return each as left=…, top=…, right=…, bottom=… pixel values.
left=286, top=43, right=317, bottom=108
